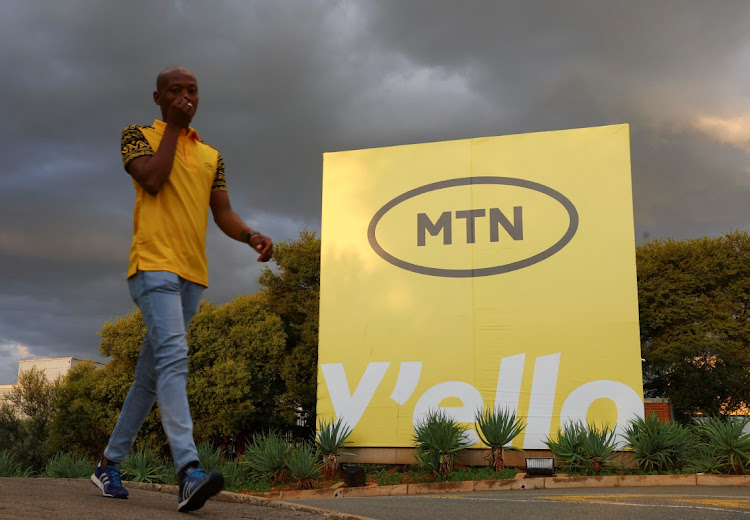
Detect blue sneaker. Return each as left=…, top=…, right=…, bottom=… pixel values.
left=177, top=467, right=224, bottom=512
left=91, top=463, right=129, bottom=499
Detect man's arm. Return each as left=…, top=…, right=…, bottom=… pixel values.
left=127, top=98, right=193, bottom=195
left=126, top=124, right=181, bottom=195
left=210, top=190, right=273, bottom=262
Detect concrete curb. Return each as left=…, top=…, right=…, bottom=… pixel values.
left=238, top=472, right=750, bottom=499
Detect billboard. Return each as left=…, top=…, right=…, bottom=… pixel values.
left=318, top=124, right=643, bottom=449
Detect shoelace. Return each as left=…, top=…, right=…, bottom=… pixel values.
left=106, top=466, right=123, bottom=487
left=184, top=467, right=206, bottom=481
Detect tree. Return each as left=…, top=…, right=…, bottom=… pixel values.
left=187, top=295, right=287, bottom=444
left=5, top=367, right=58, bottom=472
left=258, top=228, right=321, bottom=431
left=50, top=293, right=289, bottom=459
left=7, top=366, right=57, bottom=423
left=48, top=361, right=111, bottom=460
left=49, top=229, right=321, bottom=457
left=638, top=230, right=750, bottom=420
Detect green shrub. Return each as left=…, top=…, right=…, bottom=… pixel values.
left=579, top=423, right=618, bottom=473
left=220, top=459, right=248, bottom=492
left=413, top=409, right=471, bottom=478
left=0, top=450, right=29, bottom=477
left=285, top=443, right=323, bottom=489
left=692, top=417, right=750, bottom=474
left=546, top=421, right=618, bottom=474
left=43, top=452, right=95, bottom=479
left=623, top=414, right=695, bottom=473
left=316, top=417, right=354, bottom=478
left=545, top=421, right=587, bottom=472
left=121, top=446, right=174, bottom=483
left=474, top=406, right=525, bottom=471
left=242, top=431, right=290, bottom=484
left=197, top=441, right=223, bottom=473
left=689, top=443, right=727, bottom=474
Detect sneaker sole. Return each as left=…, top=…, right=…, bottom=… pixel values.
left=178, top=471, right=225, bottom=513
left=90, top=473, right=128, bottom=499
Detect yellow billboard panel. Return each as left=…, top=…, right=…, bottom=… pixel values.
left=318, top=125, right=643, bottom=449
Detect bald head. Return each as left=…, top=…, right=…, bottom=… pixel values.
left=156, top=66, right=196, bottom=91
left=153, top=66, right=199, bottom=126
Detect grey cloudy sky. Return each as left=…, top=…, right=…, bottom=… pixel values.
left=1, top=0, right=749, bottom=384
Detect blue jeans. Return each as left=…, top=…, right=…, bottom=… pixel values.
left=104, top=270, right=204, bottom=473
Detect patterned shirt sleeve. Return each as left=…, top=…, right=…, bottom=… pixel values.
left=212, top=153, right=227, bottom=192
left=121, top=125, right=153, bottom=170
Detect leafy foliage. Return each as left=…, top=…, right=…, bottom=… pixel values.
left=48, top=361, right=110, bottom=460
left=413, top=409, right=471, bottom=477
left=0, top=450, right=29, bottom=477
left=121, top=446, right=174, bottom=483
left=188, top=295, right=287, bottom=442
left=689, top=443, right=729, bottom=474
left=316, top=417, right=354, bottom=478
left=242, top=431, right=291, bottom=484
left=545, top=421, right=587, bottom=472
left=579, top=424, right=618, bottom=473
left=258, top=229, right=320, bottom=432
left=3, top=368, right=59, bottom=474
left=7, top=367, right=57, bottom=422
left=546, top=421, right=618, bottom=474
left=43, top=452, right=95, bottom=479
left=42, top=231, right=321, bottom=460
left=0, top=403, right=23, bottom=453
left=474, top=406, right=525, bottom=471
left=623, top=414, right=695, bottom=473
left=220, top=459, right=248, bottom=492
left=197, top=441, right=223, bottom=474
left=692, top=417, right=750, bottom=474
left=638, top=231, right=750, bottom=420
left=285, top=444, right=323, bottom=489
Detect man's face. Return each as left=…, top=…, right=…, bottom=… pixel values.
left=153, top=68, right=199, bottom=122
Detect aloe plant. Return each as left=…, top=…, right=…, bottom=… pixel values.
left=43, top=452, right=95, bottom=479
left=474, top=406, right=525, bottom=471
left=121, top=446, right=173, bottom=483
left=197, top=441, right=223, bottom=473
left=413, top=409, right=471, bottom=478
left=689, top=443, right=727, bottom=474
left=623, top=414, right=695, bottom=473
left=0, top=451, right=24, bottom=477
left=285, top=443, right=323, bottom=489
left=546, top=421, right=618, bottom=474
left=545, top=421, right=587, bottom=472
left=316, top=417, right=354, bottom=478
left=580, top=423, right=618, bottom=473
left=242, top=430, right=290, bottom=484
left=694, top=417, right=750, bottom=474
left=220, top=459, right=248, bottom=491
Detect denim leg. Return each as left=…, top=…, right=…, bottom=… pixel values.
left=104, top=271, right=204, bottom=472
left=103, top=333, right=158, bottom=463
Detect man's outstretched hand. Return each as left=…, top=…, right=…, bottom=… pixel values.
left=250, top=234, right=273, bottom=262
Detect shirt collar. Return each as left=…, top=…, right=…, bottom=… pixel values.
left=152, top=119, right=201, bottom=141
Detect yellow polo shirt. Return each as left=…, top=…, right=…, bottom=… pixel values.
left=120, top=120, right=227, bottom=287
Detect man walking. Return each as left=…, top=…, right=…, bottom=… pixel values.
left=91, top=66, right=273, bottom=512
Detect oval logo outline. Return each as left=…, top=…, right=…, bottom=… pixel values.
left=367, top=176, right=579, bottom=277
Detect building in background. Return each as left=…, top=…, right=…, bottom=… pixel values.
left=0, top=357, right=106, bottom=407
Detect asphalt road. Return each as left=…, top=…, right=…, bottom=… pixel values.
left=4, top=478, right=750, bottom=520
left=0, top=478, right=365, bottom=520
left=289, top=486, right=750, bottom=520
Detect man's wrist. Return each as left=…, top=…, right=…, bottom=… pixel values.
left=246, top=231, right=261, bottom=246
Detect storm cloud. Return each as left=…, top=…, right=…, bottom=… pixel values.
left=1, top=0, right=749, bottom=383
